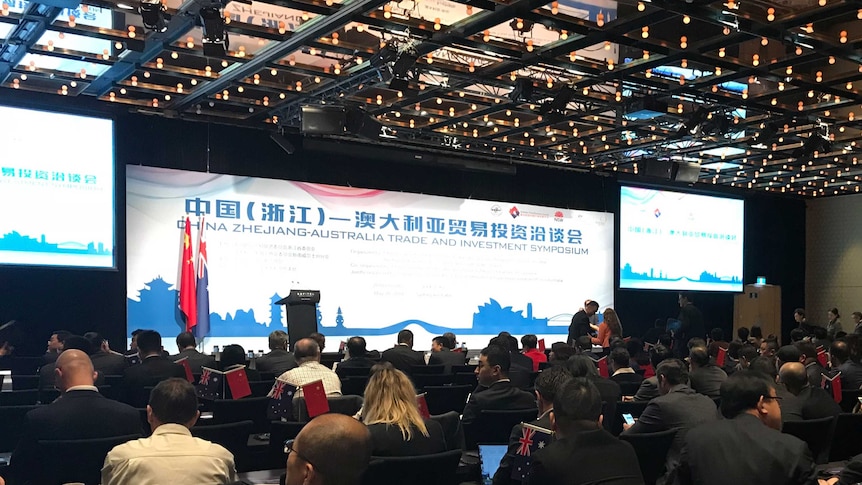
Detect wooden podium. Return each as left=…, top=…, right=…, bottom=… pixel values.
left=733, top=284, right=781, bottom=340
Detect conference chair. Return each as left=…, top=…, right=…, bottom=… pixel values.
left=0, top=405, right=40, bottom=452
left=7, top=356, right=44, bottom=375
left=267, top=421, right=306, bottom=469
left=464, top=408, right=537, bottom=449
left=341, top=375, right=370, bottom=396
left=619, top=428, right=678, bottom=485
left=614, top=400, right=650, bottom=436
left=840, top=388, right=862, bottom=413
left=423, top=384, right=472, bottom=415
left=413, top=373, right=454, bottom=390
left=829, top=413, right=862, bottom=462
left=0, top=389, right=39, bottom=406
left=337, top=366, right=373, bottom=378
left=618, top=381, right=642, bottom=397
left=249, top=380, right=276, bottom=398
left=293, top=395, right=363, bottom=423
left=136, top=408, right=152, bottom=437
left=508, top=369, right=531, bottom=390
left=192, top=420, right=254, bottom=472
left=211, top=396, right=270, bottom=433
left=782, top=416, right=837, bottom=464
left=429, top=411, right=465, bottom=451
left=37, top=433, right=141, bottom=484
left=452, top=364, right=477, bottom=374
left=11, top=374, right=39, bottom=390
left=453, top=372, right=478, bottom=387
left=360, top=449, right=462, bottom=485
left=412, top=364, right=446, bottom=375
left=258, top=371, right=276, bottom=382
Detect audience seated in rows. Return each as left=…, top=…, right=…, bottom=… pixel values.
left=632, top=344, right=673, bottom=402
left=520, top=334, right=547, bottom=372
left=736, top=345, right=759, bottom=374
left=623, top=359, right=718, bottom=484
left=43, top=330, right=71, bottom=364
left=285, top=413, right=371, bottom=485
left=10, top=350, right=141, bottom=482
left=526, top=378, right=644, bottom=485
left=102, top=378, right=237, bottom=484
left=38, top=335, right=101, bottom=392
left=609, top=347, right=643, bottom=390
left=461, top=345, right=535, bottom=425
left=687, top=346, right=726, bottom=399
left=429, top=335, right=465, bottom=372
left=277, top=338, right=342, bottom=399
left=337, top=336, right=378, bottom=372
left=549, top=341, right=576, bottom=365
left=493, top=332, right=533, bottom=373
left=778, top=362, right=841, bottom=421
left=84, top=331, right=129, bottom=376
left=677, top=372, right=816, bottom=485
left=120, top=330, right=185, bottom=407
left=831, top=337, right=862, bottom=390
left=796, top=341, right=826, bottom=389
left=255, top=330, right=298, bottom=376
left=706, top=328, right=729, bottom=361
left=168, top=331, right=215, bottom=374
left=361, top=363, right=446, bottom=456
left=493, top=366, right=572, bottom=485
left=380, top=329, right=425, bottom=376
left=748, top=355, right=804, bottom=424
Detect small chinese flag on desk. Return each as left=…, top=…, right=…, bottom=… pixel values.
left=816, top=346, right=829, bottom=368
left=416, top=393, right=431, bottom=419
left=596, top=356, right=609, bottom=378
left=175, top=357, right=194, bottom=383
left=716, top=346, right=727, bottom=367
left=303, top=380, right=330, bottom=418
left=822, top=372, right=843, bottom=403
left=538, top=339, right=546, bottom=352
left=225, top=366, right=251, bottom=400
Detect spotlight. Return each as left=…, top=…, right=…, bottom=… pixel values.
left=508, top=78, right=534, bottom=102
left=509, top=18, right=534, bottom=33
left=139, top=0, right=167, bottom=32
left=792, top=120, right=833, bottom=159
left=200, top=6, right=229, bottom=57
left=676, top=106, right=710, bottom=137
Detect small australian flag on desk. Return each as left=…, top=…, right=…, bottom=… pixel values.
left=267, top=380, right=297, bottom=420
left=511, top=423, right=553, bottom=482
left=196, top=367, right=222, bottom=400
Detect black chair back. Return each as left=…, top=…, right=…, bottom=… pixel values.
left=453, top=372, right=478, bottom=387
left=136, top=408, right=152, bottom=437
left=0, top=389, right=39, bottom=406
left=618, top=382, right=642, bottom=397
left=508, top=370, right=531, bottom=390
left=464, top=408, right=537, bottom=449
left=423, top=385, right=472, bottom=415
left=211, top=396, right=271, bottom=433
left=429, top=411, right=465, bottom=451
left=249, top=380, right=276, bottom=397
left=293, top=395, right=363, bottom=422
left=414, top=374, right=453, bottom=390
left=360, top=449, right=462, bottom=485
left=782, top=416, right=837, bottom=464
left=191, top=420, right=254, bottom=472
left=613, top=401, right=650, bottom=435
left=452, top=365, right=477, bottom=374
left=337, top=366, right=373, bottom=378
left=7, top=356, right=44, bottom=375
left=37, top=434, right=141, bottom=484
left=0, top=405, right=39, bottom=452
left=412, top=364, right=445, bottom=375
left=829, top=413, right=862, bottom=462
left=259, top=371, right=276, bottom=382
left=341, top=376, right=370, bottom=396
left=619, top=428, right=678, bottom=485
left=11, top=374, right=39, bottom=390
left=267, top=421, right=306, bottom=469
left=840, top=389, right=862, bottom=413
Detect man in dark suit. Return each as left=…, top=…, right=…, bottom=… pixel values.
left=120, top=330, right=185, bottom=407
left=43, top=329, right=71, bottom=364
left=337, top=336, right=377, bottom=373
left=492, top=334, right=533, bottom=374
left=795, top=341, right=827, bottom=389
left=526, top=378, right=643, bottom=485
left=831, top=338, right=862, bottom=390
left=255, top=330, right=297, bottom=377
left=380, top=329, right=425, bottom=375
left=623, top=359, right=718, bottom=484
left=633, top=345, right=673, bottom=402
left=428, top=335, right=464, bottom=372
left=779, top=362, right=841, bottom=420
left=609, top=347, right=643, bottom=394
left=565, top=355, right=621, bottom=433
left=493, top=366, right=571, bottom=485
left=10, top=350, right=141, bottom=482
left=84, top=332, right=129, bottom=377
left=678, top=372, right=817, bottom=485
left=574, top=335, right=601, bottom=361
left=38, top=335, right=99, bottom=395
left=169, top=331, right=216, bottom=374
left=688, top=346, right=726, bottom=398
left=568, top=300, right=599, bottom=347
left=462, top=345, right=535, bottom=425
left=675, top=293, right=705, bottom=358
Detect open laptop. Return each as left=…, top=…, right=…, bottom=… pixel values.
left=478, top=444, right=508, bottom=485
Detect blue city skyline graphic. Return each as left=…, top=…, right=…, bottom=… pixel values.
left=127, top=277, right=569, bottom=339
left=0, top=230, right=112, bottom=255
left=620, top=263, right=742, bottom=284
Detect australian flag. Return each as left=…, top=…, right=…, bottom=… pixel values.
left=511, top=423, right=553, bottom=482
left=194, top=216, right=210, bottom=339
left=196, top=367, right=223, bottom=400
left=267, top=380, right=297, bottom=420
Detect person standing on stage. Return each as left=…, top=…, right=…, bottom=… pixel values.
left=569, top=300, right=599, bottom=347
left=675, top=293, right=705, bottom=358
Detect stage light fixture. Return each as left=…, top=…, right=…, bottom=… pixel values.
left=200, top=6, right=229, bottom=57
left=139, top=0, right=167, bottom=32
left=508, top=78, right=534, bottom=102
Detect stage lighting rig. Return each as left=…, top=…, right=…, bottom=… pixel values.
left=139, top=0, right=168, bottom=32
left=199, top=4, right=229, bottom=56
left=793, top=119, right=832, bottom=159
left=371, top=41, right=419, bottom=91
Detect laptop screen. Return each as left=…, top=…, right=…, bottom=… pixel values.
left=478, top=444, right=508, bottom=484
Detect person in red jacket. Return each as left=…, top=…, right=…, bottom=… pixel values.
left=521, top=334, right=547, bottom=372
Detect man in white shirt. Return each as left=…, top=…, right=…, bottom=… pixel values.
left=102, top=378, right=236, bottom=485
left=277, top=338, right=342, bottom=399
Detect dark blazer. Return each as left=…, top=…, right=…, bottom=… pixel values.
left=428, top=349, right=465, bottom=372
left=623, top=385, right=719, bottom=476
left=380, top=345, right=425, bottom=375
left=805, top=362, right=827, bottom=389
left=568, top=310, right=592, bottom=346
left=337, top=356, right=377, bottom=372
left=688, top=365, right=727, bottom=398
left=10, top=389, right=142, bottom=480
left=366, top=419, right=447, bottom=457
left=254, top=349, right=297, bottom=377
left=461, top=380, right=536, bottom=425
left=492, top=411, right=552, bottom=485
left=677, top=303, right=705, bottom=345
left=120, top=355, right=186, bottom=406
left=611, top=371, right=644, bottom=386
left=782, top=386, right=841, bottom=421
left=39, top=362, right=105, bottom=393
left=526, top=426, right=644, bottom=485
left=589, top=376, right=621, bottom=432
left=632, top=376, right=660, bottom=402
left=510, top=352, right=534, bottom=373
left=169, top=348, right=216, bottom=375
left=91, top=351, right=129, bottom=377
left=838, top=361, right=862, bottom=390
left=678, top=414, right=816, bottom=485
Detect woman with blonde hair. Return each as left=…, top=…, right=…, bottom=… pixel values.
left=591, top=308, right=623, bottom=348
left=362, top=362, right=447, bottom=456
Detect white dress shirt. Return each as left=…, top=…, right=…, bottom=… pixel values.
left=277, top=360, right=343, bottom=399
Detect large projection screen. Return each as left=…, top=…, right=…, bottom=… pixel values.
left=127, top=166, right=614, bottom=352
left=0, top=105, right=115, bottom=269
left=620, top=185, right=744, bottom=292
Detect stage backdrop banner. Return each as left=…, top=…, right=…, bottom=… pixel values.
left=127, top=166, right=614, bottom=352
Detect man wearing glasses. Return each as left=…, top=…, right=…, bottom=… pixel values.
left=285, top=413, right=372, bottom=485
left=676, top=373, right=817, bottom=485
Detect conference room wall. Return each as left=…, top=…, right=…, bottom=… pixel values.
left=0, top=109, right=806, bottom=353
left=806, top=193, right=862, bottom=332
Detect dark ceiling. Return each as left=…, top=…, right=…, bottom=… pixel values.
left=1, top=0, right=860, bottom=197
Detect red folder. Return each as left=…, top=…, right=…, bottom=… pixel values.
left=822, top=372, right=843, bottom=403
left=303, top=380, right=330, bottom=418
left=225, top=367, right=251, bottom=400
left=176, top=357, right=194, bottom=383
left=416, top=393, right=431, bottom=419
left=716, top=346, right=727, bottom=367
left=816, top=347, right=829, bottom=368
left=538, top=339, right=546, bottom=352
left=642, top=364, right=655, bottom=379
left=597, top=356, right=609, bottom=378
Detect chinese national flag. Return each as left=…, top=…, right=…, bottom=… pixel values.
left=596, top=356, right=609, bottom=378
left=642, top=364, right=655, bottom=379
left=225, top=367, right=252, bottom=400
left=816, top=346, right=829, bottom=368
left=179, top=217, right=197, bottom=332
left=716, top=346, right=727, bottom=367
left=303, top=380, right=330, bottom=418
left=822, top=372, right=843, bottom=403
left=176, top=357, right=194, bottom=383
left=538, top=339, right=546, bottom=352
left=416, top=393, right=431, bottom=419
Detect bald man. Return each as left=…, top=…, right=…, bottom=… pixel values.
left=286, top=414, right=371, bottom=485
left=276, top=338, right=342, bottom=399
left=779, top=362, right=841, bottom=421
left=9, top=350, right=142, bottom=482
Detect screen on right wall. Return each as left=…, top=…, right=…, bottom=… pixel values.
left=620, top=185, right=744, bottom=292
